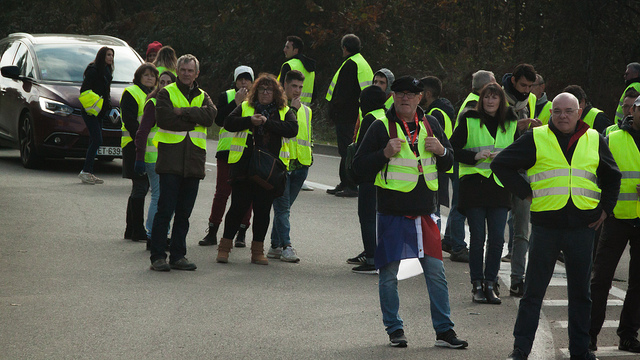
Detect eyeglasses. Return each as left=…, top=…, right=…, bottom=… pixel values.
left=395, top=92, right=418, bottom=99
left=552, top=108, right=579, bottom=117
left=258, top=87, right=274, bottom=94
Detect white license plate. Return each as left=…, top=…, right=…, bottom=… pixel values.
left=97, top=146, right=122, bottom=156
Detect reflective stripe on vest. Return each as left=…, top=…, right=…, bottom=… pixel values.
left=278, top=58, right=315, bottom=106
left=79, top=90, right=103, bottom=116
left=536, top=101, right=552, bottom=125
left=374, top=117, right=438, bottom=192
left=528, top=125, right=601, bottom=212
left=121, top=85, right=148, bottom=148
left=325, top=53, right=373, bottom=101
left=152, top=83, right=207, bottom=149
left=455, top=92, right=479, bottom=128
left=216, top=89, right=236, bottom=152
left=609, top=130, right=640, bottom=219
left=615, top=82, right=640, bottom=124
left=144, top=98, right=158, bottom=163
left=583, top=107, right=603, bottom=129
left=228, top=102, right=290, bottom=167
left=459, top=117, right=517, bottom=187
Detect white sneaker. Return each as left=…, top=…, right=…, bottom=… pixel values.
left=301, top=182, right=314, bottom=191
left=91, top=174, right=104, bottom=184
left=267, top=246, right=282, bottom=259
left=78, top=171, right=95, bottom=184
left=281, top=246, right=300, bottom=263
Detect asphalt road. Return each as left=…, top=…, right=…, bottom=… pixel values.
left=0, top=140, right=632, bottom=360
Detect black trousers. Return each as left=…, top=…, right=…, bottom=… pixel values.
left=336, top=121, right=357, bottom=190
left=590, top=217, right=640, bottom=341
left=223, top=180, right=275, bottom=243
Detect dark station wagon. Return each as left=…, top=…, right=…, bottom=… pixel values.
left=0, top=33, right=143, bottom=168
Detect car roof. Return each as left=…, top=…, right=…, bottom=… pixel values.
left=7, top=33, right=131, bottom=47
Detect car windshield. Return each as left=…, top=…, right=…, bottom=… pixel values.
left=34, top=44, right=142, bottom=83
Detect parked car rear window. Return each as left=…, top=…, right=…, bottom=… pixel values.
left=34, top=44, right=141, bottom=83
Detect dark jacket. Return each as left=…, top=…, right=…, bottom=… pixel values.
left=450, top=109, right=518, bottom=212
left=134, top=99, right=156, bottom=162
left=491, top=120, right=621, bottom=229
left=328, top=53, right=366, bottom=124
left=224, top=103, right=298, bottom=181
left=155, top=80, right=216, bottom=179
left=353, top=106, right=454, bottom=216
left=214, top=89, right=240, bottom=161
left=80, top=63, right=112, bottom=118
left=121, top=84, right=152, bottom=179
left=425, top=97, right=456, bottom=207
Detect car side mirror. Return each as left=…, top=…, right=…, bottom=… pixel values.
left=1, top=66, right=21, bottom=79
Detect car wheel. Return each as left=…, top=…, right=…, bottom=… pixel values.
left=19, top=112, right=43, bottom=169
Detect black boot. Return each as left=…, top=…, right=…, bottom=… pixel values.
left=484, top=280, right=502, bottom=304
left=198, top=223, right=219, bottom=246
left=129, top=197, right=147, bottom=241
left=235, top=224, right=248, bottom=248
left=124, top=197, right=133, bottom=239
left=472, top=280, right=487, bottom=303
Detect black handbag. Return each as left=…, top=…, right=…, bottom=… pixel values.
left=248, top=146, right=287, bottom=196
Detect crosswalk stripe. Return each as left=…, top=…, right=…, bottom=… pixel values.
left=559, top=346, right=638, bottom=358
left=543, top=299, right=623, bottom=307
left=553, top=320, right=619, bottom=329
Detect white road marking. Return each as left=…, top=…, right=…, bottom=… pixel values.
left=560, top=346, right=638, bottom=358
left=553, top=320, right=619, bottom=329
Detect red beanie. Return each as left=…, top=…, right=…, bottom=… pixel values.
left=146, top=41, right=163, bottom=57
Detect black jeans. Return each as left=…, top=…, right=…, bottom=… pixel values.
left=590, top=217, right=640, bottom=341
left=358, top=181, right=376, bottom=261
left=223, top=180, right=275, bottom=243
left=335, top=121, right=356, bottom=190
left=81, top=112, right=103, bottom=173
left=149, top=174, right=200, bottom=263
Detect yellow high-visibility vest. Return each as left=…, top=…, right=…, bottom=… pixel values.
left=325, top=53, right=373, bottom=101
left=152, top=82, right=207, bottom=149
left=144, top=98, right=158, bottom=163
left=583, top=107, right=603, bottom=129
left=228, top=101, right=291, bottom=167
left=374, top=117, right=438, bottom=192
left=608, top=130, right=640, bottom=219
left=277, top=58, right=315, bottom=106
left=356, top=108, right=386, bottom=141
left=216, top=89, right=236, bottom=153
left=528, top=125, right=601, bottom=212
left=536, top=101, right=552, bottom=125
left=455, top=92, right=479, bottom=128
left=79, top=90, right=103, bottom=116
left=615, top=82, right=640, bottom=124
left=285, top=104, right=312, bottom=167
left=121, top=85, right=147, bottom=148
left=459, top=117, right=516, bottom=187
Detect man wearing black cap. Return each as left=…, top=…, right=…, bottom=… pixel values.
left=353, top=76, right=467, bottom=349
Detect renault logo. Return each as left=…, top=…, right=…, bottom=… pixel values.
left=108, top=108, right=121, bottom=124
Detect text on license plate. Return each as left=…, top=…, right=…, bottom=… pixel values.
left=97, top=146, right=122, bottom=156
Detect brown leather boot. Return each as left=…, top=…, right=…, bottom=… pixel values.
left=216, top=238, right=233, bottom=263
left=250, top=241, right=268, bottom=265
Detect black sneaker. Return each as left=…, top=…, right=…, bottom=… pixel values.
left=510, top=282, right=524, bottom=297
left=150, top=258, right=170, bottom=272
left=501, top=253, right=512, bottom=262
left=450, top=248, right=469, bottom=263
left=347, top=251, right=366, bottom=265
left=199, top=224, right=218, bottom=246
left=170, top=258, right=197, bottom=271
left=352, top=263, right=377, bottom=274
left=335, top=188, right=358, bottom=197
left=442, top=242, right=452, bottom=254
left=507, top=348, right=528, bottom=359
left=435, top=329, right=468, bottom=349
left=619, top=337, right=640, bottom=353
left=389, top=329, right=407, bottom=347
left=326, top=183, right=344, bottom=195
left=579, top=351, right=599, bottom=360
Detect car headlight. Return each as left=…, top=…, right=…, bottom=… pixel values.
left=39, top=97, right=73, bottom=116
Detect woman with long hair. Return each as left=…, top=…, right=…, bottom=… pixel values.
left=450, top=82, right=518, bottom=305
left=152, top=46, right=177, bottom=76
left=134, top=71, right=176, bottom=246
left=216, top=73, right=298, bottom=265
left=121, top=63, right=158, bottom=241
left=78, top=46, right=114, bottom=184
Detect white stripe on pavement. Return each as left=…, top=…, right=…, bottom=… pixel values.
left=560, top=346, right=638, bottom=358
left=543, top=299, right=624, bottom=307
left=553, top=320, right=619, bottom=329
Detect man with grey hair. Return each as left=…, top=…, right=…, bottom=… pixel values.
left=149, top=54, right=216, bottom=271
left=493, top=92, right=620, bottom=360
left=615, top=62, right=640, bottom=125
left=441, top=69, right=495, bottom=262
left=532, top=74, right=551, bottom=125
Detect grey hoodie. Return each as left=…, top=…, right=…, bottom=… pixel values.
left=374, top=68, right=395, bottom=97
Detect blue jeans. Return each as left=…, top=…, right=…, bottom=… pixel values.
left=145, top=162, right=160, bottom=237
left=513, top=225, right=594, bottom=357
left=379, top=257, right=455, bottom=335
left=510, top=195, right=530, bottom=283
left=358, top=182, right=376, bottom=263
left=466, top=207, right=508, bottom=282
left=270, top=167, right=308, bottom=248
left=443, top=164, right=467, bottom=252
left=81, top=112, right=103, bottom=173
left=149, top=174, right=200, bottom=264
